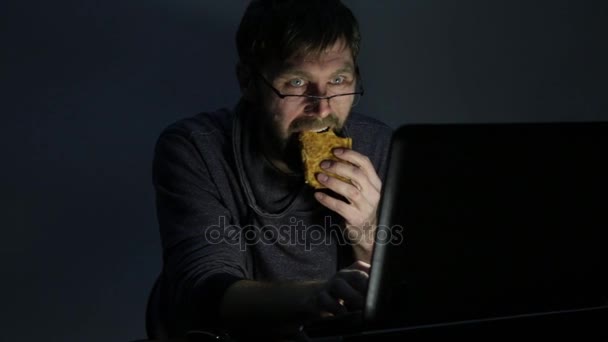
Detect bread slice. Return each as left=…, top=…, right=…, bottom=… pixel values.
left=300, top=130, right=352, bottom=189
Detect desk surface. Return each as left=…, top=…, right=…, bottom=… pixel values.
left=340, top=306, right=608, bottom=341
left=135, top=306, right=608, bottom=342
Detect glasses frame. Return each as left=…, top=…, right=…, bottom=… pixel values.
left=253, top=68, right=365, bottom=104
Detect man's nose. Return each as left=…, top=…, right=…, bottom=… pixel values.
left=304, top=84, right=332, bottom=117
left=307, top=96, right=332, bottom=118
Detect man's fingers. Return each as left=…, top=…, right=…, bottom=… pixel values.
left=338, top=268, right=369, bottom=294
left=314, top=190, right=358, bottom=218
left=314, top=261, right=372, bottom=317
left=348, top=260, right=371, bottom=274
left=328, top=278, right=365, bottom=311
left=332, top=149, right=382, bottom=191
left=321, top=160, right=374, bottom=199
left=317, top=290, right=348, bottom=316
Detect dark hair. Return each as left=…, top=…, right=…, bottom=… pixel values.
left=236, top=0, right=361, bottom=70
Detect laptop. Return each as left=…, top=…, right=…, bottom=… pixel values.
left=307, top=122, right=608, bottom=338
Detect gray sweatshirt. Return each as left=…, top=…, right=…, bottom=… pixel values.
left=152, top=101, right=392, bottom=334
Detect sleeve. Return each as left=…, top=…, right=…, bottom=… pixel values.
left=152, top=129, right=249, bottom=333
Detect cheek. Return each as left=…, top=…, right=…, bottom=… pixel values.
left=333, top=100, right=353, bottom=122
left=277, top=103, right=303, bottom=126
left=267, top=101, right=301, bottom=136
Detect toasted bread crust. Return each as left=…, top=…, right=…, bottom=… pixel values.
left=300, top=130, right=352, bottom=189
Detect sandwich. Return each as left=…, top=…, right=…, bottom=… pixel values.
left=299, top=129, right=352, bottom=189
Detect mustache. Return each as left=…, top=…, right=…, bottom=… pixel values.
left=289, top=114, right=340, bottom=133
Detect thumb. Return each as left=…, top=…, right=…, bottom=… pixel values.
left=348, top=260, right=371, bottom=275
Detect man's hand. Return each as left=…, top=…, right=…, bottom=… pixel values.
left=220, top=261, right=370, bottom=338
left=306, top=261, right=370, bottom=318
left=314, top=148, right=382, bottom=263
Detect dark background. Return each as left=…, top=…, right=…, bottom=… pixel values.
left=1, top=0, right=606, bottom=341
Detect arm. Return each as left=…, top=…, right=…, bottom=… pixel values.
left=220, top=261, right=370, bottom=332
left=219, top=279, right=324, bottom=332
left=153, top=130, right=249, bottom=333
left=314, top=148, right=383, bottom=263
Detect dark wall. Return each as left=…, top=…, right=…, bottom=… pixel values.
left=353, top=0, right=606, bottom=126
left=1, top=1, right=606, bottom=341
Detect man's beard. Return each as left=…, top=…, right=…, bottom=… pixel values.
left=288, top=114, right=341, bottom=135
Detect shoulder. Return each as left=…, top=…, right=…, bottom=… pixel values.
left=346, top=112, right=393, bottom=133
left=345, top=112, right=393, bottom=149
left=153, top=108, right=235, bottom=169
left=344, top=112, right=394, bottom=179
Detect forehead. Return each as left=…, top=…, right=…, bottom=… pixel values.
left=267, top=40, right=355, bottom=76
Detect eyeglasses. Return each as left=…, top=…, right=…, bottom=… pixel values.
left=254, top=69, right=365, bottom=107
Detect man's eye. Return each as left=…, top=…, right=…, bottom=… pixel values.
left=289, top=78, right=305, bottom=87
left=330, top=76, right=346, bottom=84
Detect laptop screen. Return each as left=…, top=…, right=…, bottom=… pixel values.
left=366, top=122, right=608, bottom=328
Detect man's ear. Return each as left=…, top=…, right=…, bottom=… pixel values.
left=236, top=62, right=255, bottom=101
